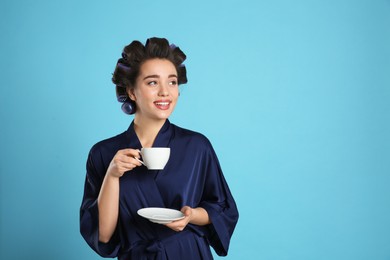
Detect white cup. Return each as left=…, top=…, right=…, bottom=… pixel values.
left=138, top=147, right=170, bottom=170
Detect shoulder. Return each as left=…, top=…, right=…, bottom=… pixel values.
left=89, top=131, right=127, bottom=159
left=171, top=124, right=213, bottom=150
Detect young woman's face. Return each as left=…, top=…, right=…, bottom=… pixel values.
left=129, top=59, right=179, bottom=121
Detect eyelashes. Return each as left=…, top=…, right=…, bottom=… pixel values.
left=169, top=80, right=178, bottom=86
left=146, top=80, right=178, bottom=86
left=147, top=81, right=157, bottom=86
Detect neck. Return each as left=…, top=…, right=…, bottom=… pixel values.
left=133, top=116, right=166, bottom=148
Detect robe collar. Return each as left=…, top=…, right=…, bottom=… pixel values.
left=125, top=119, right=173, bottom=149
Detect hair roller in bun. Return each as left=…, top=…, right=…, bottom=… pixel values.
left=121, top=101, right=136, bottom=115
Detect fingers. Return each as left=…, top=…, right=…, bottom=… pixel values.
left=181, top=206, right=192, bottom=217
left=165, top=206, right=193, bottom=232
left=118, top=153, right=142, bottom=166
left=165, top=219, right=187, bottom=232
left=107, top=148, right=142, bottom=178
left=114, top=154, right=141, bottom=168
left=121, top=148, right=141, bottom=158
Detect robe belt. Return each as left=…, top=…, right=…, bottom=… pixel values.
left=120, top=227, right=204, bottom=259
left=137, top=230, right=191, bottom=253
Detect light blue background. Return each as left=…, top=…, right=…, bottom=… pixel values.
left=1, top=0, right=389, bottom=259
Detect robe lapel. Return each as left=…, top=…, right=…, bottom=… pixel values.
left=152, top=120, right=173, bottom=148
left=123, top=120, right=174, bottom=208
left=125, top=119, right=173, bottom=149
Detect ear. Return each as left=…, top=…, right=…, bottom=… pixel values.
left=127, top=88, right=136, bottom=101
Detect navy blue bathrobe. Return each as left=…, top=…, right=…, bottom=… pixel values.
left=80, top=120, right=239, bottom=259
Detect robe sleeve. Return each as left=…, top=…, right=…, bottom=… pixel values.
left=199, top=142, right=239, bottom=256
left=79, top=148, right=120, bottom=257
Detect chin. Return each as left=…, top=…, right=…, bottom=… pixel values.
left=152, top=111, right=171, bottom=120
left=158, top=113, right=172, bottom=119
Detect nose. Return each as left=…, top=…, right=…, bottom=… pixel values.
left=158, top=83, right=169, bottom=97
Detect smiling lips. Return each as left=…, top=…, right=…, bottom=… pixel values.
left=154, top=100, right=171, bottom=110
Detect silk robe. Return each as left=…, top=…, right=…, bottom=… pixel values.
left=80, top=120, right=239, bottom=259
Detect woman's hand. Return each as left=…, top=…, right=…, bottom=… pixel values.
left=165, top=206, right=211, bottom=232
left=165, top=206, right=192, bottom=232
left=107, top=149, right=142, bottom=178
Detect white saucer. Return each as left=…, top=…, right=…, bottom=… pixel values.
left=137, top=207, right=185, bottom=224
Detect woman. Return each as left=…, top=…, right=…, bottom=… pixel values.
left=80, top=37, right=239, bottom=259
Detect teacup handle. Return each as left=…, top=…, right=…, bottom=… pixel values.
left=134, top=157, right=145, bottom=166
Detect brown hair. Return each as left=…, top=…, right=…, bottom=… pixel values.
left=112, top=37, right=187, bottom=114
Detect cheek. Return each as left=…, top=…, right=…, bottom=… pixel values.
left=170, top=88, right=179, bottom=97
left=135, top=88, right=155, bottom=100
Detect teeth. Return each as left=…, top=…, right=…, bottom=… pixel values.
left=155, top=102, right=169, bottom=106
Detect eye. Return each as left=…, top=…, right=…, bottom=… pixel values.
left=147, top=81, right=157, bottom=86
left=169, top=80, right=178, bottom=86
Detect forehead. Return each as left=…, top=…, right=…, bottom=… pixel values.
left=139, top=59, right=177, bottom=77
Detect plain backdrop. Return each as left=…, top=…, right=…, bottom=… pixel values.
left=1, top=0, right=389, bottom=259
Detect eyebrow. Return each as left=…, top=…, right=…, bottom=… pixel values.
left=143, top=74, right=178, bottom=80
